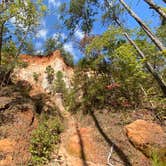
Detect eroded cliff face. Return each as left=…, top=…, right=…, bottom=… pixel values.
left=13, top=50, right=73, bottom=95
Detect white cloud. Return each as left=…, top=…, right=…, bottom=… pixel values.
left=63, top=42, right=79, bottom=61
left=10, top=16, right=28, bottom=31
left=60, top=33, right=66, bottom=40
left=35, top=50, right=44, bottom=55
left=64, top=42, right=74, bottom=54
left=52, top=33, right=66, bottom=40
left=48, top=0, right=61, bottom=8
left=40, top=19, right=46, bottom=27
left=75, top=30, right=84, bottom=40
left=36, top=29, right=48, bottom=40
left=52, top=33, right=60, bottom=40
left=35, top=42, right=42, bottom=49
left=10, top=17, right=16, bottom=24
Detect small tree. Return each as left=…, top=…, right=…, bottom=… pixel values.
left=44, top=37, right=74, bottom=67
left=44, top=37, right=62, bottom=55
left=33, top=72, right=40, bottom=82
left=0, top=0, right=46, bottom=65
left=45, top=66, right=55, bottom=84
left=60, top=48, right=74, bottom=67
left=53, top=71, right=67, bottom=94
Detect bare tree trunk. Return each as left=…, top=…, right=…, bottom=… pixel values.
left=119, top=0, right=166, bottom=51
left=115, top=19, right=166, bottom=96
left=104, top=0, right=166, bottom=96
left=144, top=0, right=166, bottom=20
left=162, top=0, right=166, bottom=3
left=124, top=32, right=166, bottom=96
left=120, top=25, right=166, bottom=96
left=139, top=84, right=154, bottom=107
left=0, top=22, right=4, bottom=66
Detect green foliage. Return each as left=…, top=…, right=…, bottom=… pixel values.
left=29, top=117, right=63, bottom=165
left=146, top=95, right=166, bottom=121
left=67, top=48, right=147, bottom=113
left=111, top=43, right=147, bottom=104
left=53, top=71, right=70, bottom=107
left=43, top=37, right=74, bottom=67
left=0, top=0, right=46, bottom=27
left=86, top=28, right=147, bottom=107
left=44, top=37, right=62, bottom=55
left=2, top=40, right=18, bottom=69
left=151, top=150, right=165, bottom=166
left=0, top=40, right=29, bottom=86
left=0, top=0, right=46, bottom=65
left=22, top=40, right=35, bottom=55
left=86, top=27, right=123, bottom=55
left=45, top=66, right=55, bottom=84
left=135, top=40, right=165, bottom=72
left=53, top=71, right=67, bottom=94
left=60, top=48, right=74, bottom=67
left=33, top=72, right=40, bottom=82
left=61, top=0, right=98, bottom=33
left=157, top=24, right=166, bottom=46
left=65, top=59, right=114, bottom=113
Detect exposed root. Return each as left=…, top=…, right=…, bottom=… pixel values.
left=107, top=146, right=114, bottom=166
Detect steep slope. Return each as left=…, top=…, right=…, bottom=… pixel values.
left=13, top=50, right=73, bottom=95
left=0, top=50, right=74, bottom=165
left=0, top=85, right=38, bottom=165
left=9, top=50, right=165, bottom=166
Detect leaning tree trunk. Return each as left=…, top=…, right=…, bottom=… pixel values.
left=0, top=23, right=4, bottom=66
left=119, top=0, right=166, bottom=51
left=104, top=0, right=166, bottom=96
left=144, top=0, right=166, bottom=20
left=123, top=31, right=166, bottom=97
left=162, top=0, right=166, bottom=3
left=114, top=19, right=166, bottom=96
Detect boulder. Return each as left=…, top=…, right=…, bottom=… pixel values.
left=125, top=120, right=166, bottom=161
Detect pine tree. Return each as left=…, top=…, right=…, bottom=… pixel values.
left=144, top=0, right=166, bottom=20
left=119, top=0, right=166, bottom=51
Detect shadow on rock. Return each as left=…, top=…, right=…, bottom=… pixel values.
left=90, top=112, right=132, bottom=166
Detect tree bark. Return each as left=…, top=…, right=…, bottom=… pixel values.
left=162, top=0, right=166, bottom=3
left=124, top=32, right=166, bottom=97
left=119, top=0, right=166, bottom=51
left=104, top=0, right=166, bottom=96
left=144, top=0, right=166, bottom=20
left=115, top=19, right=166, bottom=96
left=0, top=22, right=4, bottom=66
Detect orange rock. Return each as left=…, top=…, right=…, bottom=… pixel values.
left=0, top=155, right=13, bottom=166
left=0, top=139, right=16, bottom=153
left=66, top=128, right=92, bottom=158
left=13, top=50, right=73, bottom=96
left=125, top=120, right=166, bottom=159
left=65, top=127, right=102, bottom=164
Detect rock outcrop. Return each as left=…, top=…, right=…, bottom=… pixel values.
left=13, top=50, right=73, bottom=95
left=125, top=119, right=166, bottom=161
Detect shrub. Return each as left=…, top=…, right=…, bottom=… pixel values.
left=65, top=68, right=114, bottom=113
left=29, top=117, right=63, bottom=165
left=45, top=66, right=55, bottom=84
left=53, top=71, right=66, bottom=94
left=151, top=150, right=165, bottom=166
left=33, top=72, right=40, bottom=82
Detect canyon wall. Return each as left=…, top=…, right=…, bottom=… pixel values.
left=13, top=50, right=73, bottom=95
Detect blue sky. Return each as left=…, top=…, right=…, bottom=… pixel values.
left=34, top=0, right=166, bottom=62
